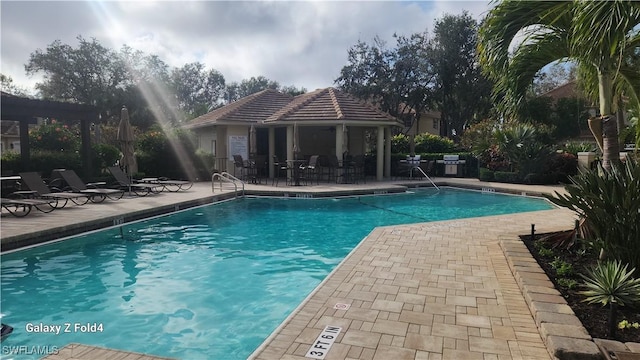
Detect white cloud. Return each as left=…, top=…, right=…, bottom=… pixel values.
left=0, top=1, right=491, bottom=95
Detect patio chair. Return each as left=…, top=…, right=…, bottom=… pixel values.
left=301, top=155, right=320, bottom=185
left=272, top=156, right=289, bottom=186
left=57, top=169, right=125, bottom=202
left=17, top=172, right=91, bottom=208
left=107, top=166, right=164, bottom=196
left=232, top=154, right=249, bottom=181
left=1, top=198, right=57, bottom=217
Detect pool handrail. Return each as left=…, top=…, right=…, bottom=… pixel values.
left=211, top=172, right=245, bottom=196
left=409, top=166, right=439, bottom=190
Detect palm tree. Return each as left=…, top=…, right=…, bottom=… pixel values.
left=478, top=0, right=640, bottom=170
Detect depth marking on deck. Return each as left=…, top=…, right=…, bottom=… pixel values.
left=333, top=303, right=350, bottom=310
left=305, top=325, right=342, bottom=359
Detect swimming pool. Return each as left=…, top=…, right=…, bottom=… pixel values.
left=0, top=188, right=553, bottom=359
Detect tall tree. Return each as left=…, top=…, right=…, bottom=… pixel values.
left=224, top=76, right=279, bottom=102
left=170, top=62, right=225, bottom=119
left=336, top=33, right=436, bottom=135
left=222, top=76, right=306, bottom=103
left=478, top=0, right=640, bottom=170
left=25, top=36, right=128, bottom=122
left=431, top=12, right=493, bottom=139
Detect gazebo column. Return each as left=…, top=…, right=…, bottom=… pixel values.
left=376, top=125, right=384, bottom=181
left=335, top=125, right=344, bottom=159
left=384, top=127, right=391, bottom=178
left=286, top=125, right=294, bottom=162
left=268, top=127, right=275, bottom=178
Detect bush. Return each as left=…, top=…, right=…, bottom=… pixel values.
left=479, top=168, right=494, bottom=181
left=391, top=134, right=409, bottom=154
left=523, top=173, right=556, bottom=185
left=92, top=143, right=121, bottom=173
left=1, top=151, right=21, bottom=174
left=29, top=120, right=80, bottom=153
left=563, top=141, right=598, bottom=156
left=414, top=133, right=456, bottom=153
left=136, top=127, right=203, bottom=180
left=29, top=151, right=82, bottom=177
left=547, top=159, right=640, bottom=270
left=545, top=152, right=578, bottom=183
left=494, top=171, right=520, bottom=183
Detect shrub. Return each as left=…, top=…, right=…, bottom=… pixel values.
left=479, top=168, right=494, bottom=181
left=547, top=159, right=640, bottom=270
left=493, top=171, right=520, bottom=183
left=563, top=141, right=598, bottom=156
left=523, top=173, right=557, bottom=185
left=1, top=151, right=21, bottom=173
left=545, top=152, right=578, bottom=183
left=29, top=120, right=80, bottom=153
left=29, top=151, right=83, bottom=177
left=414, top=133, right=456, bottom=153
left=92, top=143, right=121, bottom=173
left=391, top=134, right=409, bottom=154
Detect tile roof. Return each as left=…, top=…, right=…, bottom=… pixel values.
left=263, top=87, right=402, bottom=125
left=184, top=89, right=293, bottom=129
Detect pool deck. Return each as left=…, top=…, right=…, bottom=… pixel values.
left=3, top=178, right=636, bottom=359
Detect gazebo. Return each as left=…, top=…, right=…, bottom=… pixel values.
left=184, top=87, right=403, bottom=181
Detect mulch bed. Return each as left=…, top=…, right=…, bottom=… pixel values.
left=520, top=231, right=640, bottom=343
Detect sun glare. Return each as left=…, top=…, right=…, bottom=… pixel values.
left=87, top=0, right=203, bottom=181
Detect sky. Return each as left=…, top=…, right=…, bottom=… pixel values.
left=1, top=1, right=492, bottom=96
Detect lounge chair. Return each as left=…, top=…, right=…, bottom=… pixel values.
left=57, top=169, right=125, bottom=202
left=1, top=198, right=57, bottom=217
left=17, top=172, right=91, bottom=208
left=107, top=166, right=164, bottom=196
left=137, top=177, right=193, bottom=192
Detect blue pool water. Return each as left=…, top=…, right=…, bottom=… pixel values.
left=0, top=188, right=553, bottom=359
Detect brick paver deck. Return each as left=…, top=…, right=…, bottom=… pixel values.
left=250, top=208, right=577, bottom=360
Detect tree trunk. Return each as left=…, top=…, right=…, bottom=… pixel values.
left=602, top=115, right=620, bottom=170
left=597, top=69, right=620, bottom=170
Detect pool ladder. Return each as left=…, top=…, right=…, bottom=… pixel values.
left=211, top=172, right=245, bottom=197
left=409, top=166, right=440, bottom=190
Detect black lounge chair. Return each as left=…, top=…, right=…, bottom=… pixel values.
left=1, top=198, right=57, bottom=217
left=107, top=166, right=164, bottom=196
left=137, top=177, right=193, bottom=192
left=17, top=172, right=91, bottom=208
left=58, top=169, right=125, bottom=202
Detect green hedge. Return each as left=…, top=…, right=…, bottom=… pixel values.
left=494, top=171, right=520, bottom=183
left=479, top=168, right=494, bottom=181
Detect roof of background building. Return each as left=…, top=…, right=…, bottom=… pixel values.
left=184, top=89, right=293, bottom=129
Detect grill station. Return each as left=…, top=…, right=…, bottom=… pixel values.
left=436, top=154, right=466, bottom=176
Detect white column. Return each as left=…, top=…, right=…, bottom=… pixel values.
left=268, top=127, right=275, bottom=178
left=384, top=127, right=391, bottom=178
left=377, top=126, right=384, bottom=181
left=286, top=125, right=294, bottom=162
left=335, top=125, right=344, bottom=158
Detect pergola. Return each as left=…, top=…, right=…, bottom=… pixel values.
left=0, top=92, right=98, bottom=176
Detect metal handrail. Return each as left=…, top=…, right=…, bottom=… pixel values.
left=410, top=166, right=440, bottom=190
left=211, top=172, right=245, bottom=196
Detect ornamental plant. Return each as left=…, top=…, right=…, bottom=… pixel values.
left=547, top=159, right=640, bottom=270
left=580, top=260, right=640, bottom=339
left=29, top=119, right=80, bottom=152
